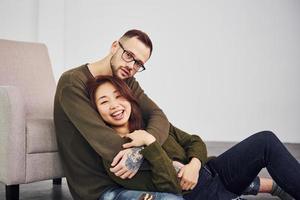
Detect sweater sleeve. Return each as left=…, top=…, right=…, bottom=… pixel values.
left=141, top=141, right=181, bottom=193
left=126, top=78, right=169, bottom=144
left=102, top=141, right=182, bottom=194
left=169, top=124, right=208, bottom=163
left=58, top=79, right=124, bottom=162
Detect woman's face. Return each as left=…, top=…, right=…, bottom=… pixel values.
left=94, top=82, right=131, bottom=129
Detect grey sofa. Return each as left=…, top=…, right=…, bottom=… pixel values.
left=0, top=39, right=64, bottom=200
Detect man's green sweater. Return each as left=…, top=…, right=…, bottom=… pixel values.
left=54, top=64, right=207, bottom=200
left=54, top=64, right=170, bottom=199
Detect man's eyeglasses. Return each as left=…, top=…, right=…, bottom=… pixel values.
left=118, top=42, right=146, bottom=72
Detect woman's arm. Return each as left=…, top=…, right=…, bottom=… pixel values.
left=160, top=124, right=207, bottom=191
left=102, top=131, right=182, bottom=194
left=169, top=124, right=208, bottom=164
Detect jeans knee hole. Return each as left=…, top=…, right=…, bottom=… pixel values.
left=139, top=193, right=154, bottom=200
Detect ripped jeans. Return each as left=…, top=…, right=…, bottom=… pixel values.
left=99, top=187, right=184, bottom=200
left=184, top=131, right=300, bottom=199
left=100, top=131, right=300, bottom=200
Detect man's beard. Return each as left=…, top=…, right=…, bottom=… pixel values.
left=110, top=55, right=118, bottom=77
left=110, top=53, right=132, bottom=79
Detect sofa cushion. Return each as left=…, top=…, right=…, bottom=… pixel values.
left=0, top=39, right=56, bottom=119
left=26, top=118, right=58, bottom=154
left=26, top=152, right=64, bottom=183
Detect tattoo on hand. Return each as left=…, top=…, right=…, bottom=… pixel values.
left=125, top=147, right=144, bottom=172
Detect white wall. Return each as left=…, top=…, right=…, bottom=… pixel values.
left=1, top=0, right=300, bottom=142
left=37, top=0, right=65, bottom=82
left=0, top=0, right=38, bottom=41
left=0, top=0, right=64, bottom=81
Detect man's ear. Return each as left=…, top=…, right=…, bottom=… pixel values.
left=110, top=41, right=119, bottom=54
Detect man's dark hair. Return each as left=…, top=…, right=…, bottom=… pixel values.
left=121, top=29, right=153, bottom=57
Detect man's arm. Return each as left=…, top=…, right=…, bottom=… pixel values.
left=102, top=141, right=182, bottom=194
left=126, top=78, right=169, bottom=144
left=57, top=78, right=124, bottom=162
left=110, top=77, right=170, bottom=179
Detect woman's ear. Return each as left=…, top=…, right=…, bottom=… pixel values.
left=110, top=41, right=119, bottom=54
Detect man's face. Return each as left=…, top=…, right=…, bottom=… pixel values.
left=110, top=37, right=151, bottom=79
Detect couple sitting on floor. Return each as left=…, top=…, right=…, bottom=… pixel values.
left=54, top=29, right=299, bottom=200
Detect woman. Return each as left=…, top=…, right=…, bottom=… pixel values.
left=87, top=76, right=299, bottom=200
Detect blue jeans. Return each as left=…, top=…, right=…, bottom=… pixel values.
left=183, top=165, right=238, bottom=200
left=99, top=187, right=184, bottom=200
left=101, top=131, right=300, bottom=200
left=184, top=131, right=300, bottom=200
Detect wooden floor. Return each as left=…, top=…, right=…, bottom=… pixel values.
left=1, top=142, right=299, bottom=200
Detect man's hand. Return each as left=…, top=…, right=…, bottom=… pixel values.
left=110, top=147, right=144, bottom=179
left=177, top=158, right=201, bottom=191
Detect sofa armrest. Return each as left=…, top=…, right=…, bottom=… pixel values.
left=0, top=86, right=26, bottom=184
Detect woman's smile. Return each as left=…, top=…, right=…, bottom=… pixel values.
left=95, top=82, right=131, bottom=131
left=111, top=109, right=125, bottom=120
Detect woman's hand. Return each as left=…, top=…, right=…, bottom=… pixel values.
left=177, top=158, right=201, bottom=191
left=122, top=130, right=156, bottom=148
left=172, top=160, right=185, bottom=173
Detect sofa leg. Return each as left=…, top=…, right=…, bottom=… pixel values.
left=53, top=178, right=62, bottom=185
left=5, top=184, right=19, bottom=200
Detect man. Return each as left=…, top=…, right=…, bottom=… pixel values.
left=54, top=30, right=184, bottom=200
